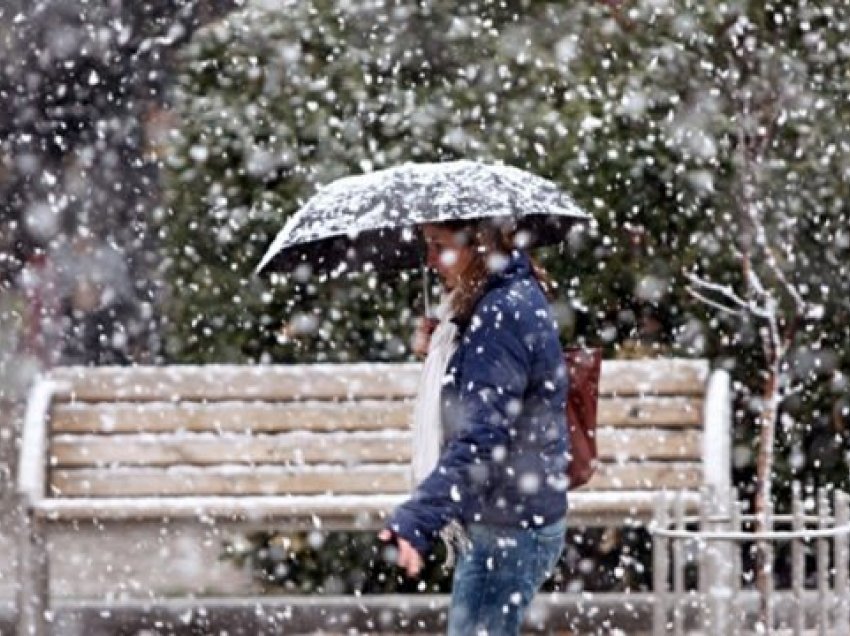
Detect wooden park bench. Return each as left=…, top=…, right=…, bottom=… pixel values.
left=15, top=358, right=731, bottom=634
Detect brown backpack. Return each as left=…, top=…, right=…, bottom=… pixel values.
left=564, top=347, right=602, bottom=490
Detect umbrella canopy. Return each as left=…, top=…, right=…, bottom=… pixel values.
left=255, top=160, right=590, bottom=277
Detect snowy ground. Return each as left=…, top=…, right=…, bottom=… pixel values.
left=0, top=591, right=652, bottom=634
left=0, top=521, right=254, bottom=602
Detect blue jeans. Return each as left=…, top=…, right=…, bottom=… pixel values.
left=447, top=518, right=566, bottom=636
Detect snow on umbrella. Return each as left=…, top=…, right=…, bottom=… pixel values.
left=254, top=160, right=590, bottom=277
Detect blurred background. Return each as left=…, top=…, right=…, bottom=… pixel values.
left=1, top=0, right=849, bottom=608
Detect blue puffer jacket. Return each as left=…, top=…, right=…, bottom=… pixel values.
left=388, top=250, right=569, bottom=556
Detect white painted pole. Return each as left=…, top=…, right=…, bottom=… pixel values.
left=817, top=487, right=830, bottom=635
left=698, top=486, right=715, bottom=633
left=730, top=488, right=742, bottom=634
left=792, top=482, right=805, bottom=636
left=765, top=496, right=775, bottom=635
left=707, top=487, right=730, bottom=636
left=835, top=491, right=850, bottom=634
left=653, top=493, right=669, bottom=636
left=421, top=263, right=432, bottom=318
left=673, top=492, right=685, bottom=636
left=702, top=370, right=732, bottom=499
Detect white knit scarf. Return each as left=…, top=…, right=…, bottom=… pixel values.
left=411, top=290, right=458, bottom=486
left=410, top=290, right=471, bottom=567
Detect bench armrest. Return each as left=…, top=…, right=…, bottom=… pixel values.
left=702, top=368, right=732, bottom=500
left=17, top=378, right=66, bottom=506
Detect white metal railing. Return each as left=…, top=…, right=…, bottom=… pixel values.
left=651, top=485, right=850, bottom=635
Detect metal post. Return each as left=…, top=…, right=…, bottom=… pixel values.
left=817, top=487, right=830, bottom=635
left=698, top=486, right=711, bottom=631
left=762, top=496, right=775, bottom=635
left=792, top=482, right=805, bottom=636
left=16, top=500, right=49, bottom=636
left=707, top=485, right=731, bottom=636
left=730, top=488, right=742, bottom=634
left=835, top=490, right=850, bottom=634
left=673, top=492, right=685, bottom=636
left=653, top=493, right=669, bottom=636
left=420, top=262, right=432, bottom=317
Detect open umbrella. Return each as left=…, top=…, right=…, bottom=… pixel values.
left=255, top=160, right=590, bottom=279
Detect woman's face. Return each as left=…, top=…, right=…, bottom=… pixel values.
left=422, top=224, right=475, bottom=290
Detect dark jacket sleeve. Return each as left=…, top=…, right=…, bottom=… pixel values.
left=387, top=300, right=531, bottom=555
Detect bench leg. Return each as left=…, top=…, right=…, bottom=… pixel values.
left=17, top=503, right=49, bottom=636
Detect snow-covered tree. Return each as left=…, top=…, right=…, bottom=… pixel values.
left=0, top=0, right=239, bottom=366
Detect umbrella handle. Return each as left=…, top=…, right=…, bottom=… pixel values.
left=421, top=264, right=432, bottom=318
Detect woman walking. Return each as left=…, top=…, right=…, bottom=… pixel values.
left=380, top=219, right=569, bottom=635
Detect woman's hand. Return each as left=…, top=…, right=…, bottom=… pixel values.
left=410, top=316, right=438, bottom=359
left=378, top=529, right=423, bottom=577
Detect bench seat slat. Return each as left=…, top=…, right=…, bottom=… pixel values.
left=49, top=462, right=701, bottom=497
left=49, top=428, right=702, bottom=468
left=51, top=465, right=413, bottom=497
left=31, top=490, right=702, bottom=523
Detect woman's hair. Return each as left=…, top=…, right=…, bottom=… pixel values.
left=438, top=219, right=557, bottom=323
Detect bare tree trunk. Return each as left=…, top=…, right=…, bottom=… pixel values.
left=755, top=358, right=780, bottom=634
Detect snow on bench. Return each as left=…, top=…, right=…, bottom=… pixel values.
left=15, top=359, right=731, bottom=633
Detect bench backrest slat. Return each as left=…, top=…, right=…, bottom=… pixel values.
left=49, top=427, right=702, bottom=468
left=48, top=359, right=708, bottom=402
left=51, top=432, right=413, bottom=466
left=51, top=401, right=414, bottom=434
left=50, top=395, right=702, bottom=435
left=49, top=364, right=423, bottom=402
left=43, top=360, right=710, bottom=501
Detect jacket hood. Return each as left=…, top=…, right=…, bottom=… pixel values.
left=483, top=249, right=532, bottom=293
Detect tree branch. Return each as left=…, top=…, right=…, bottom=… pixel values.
left=685, top=271, right=749, bottom=310
left=686, top=286, right=744, bottom=317
left=596, top=0, right=636, bottom=32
